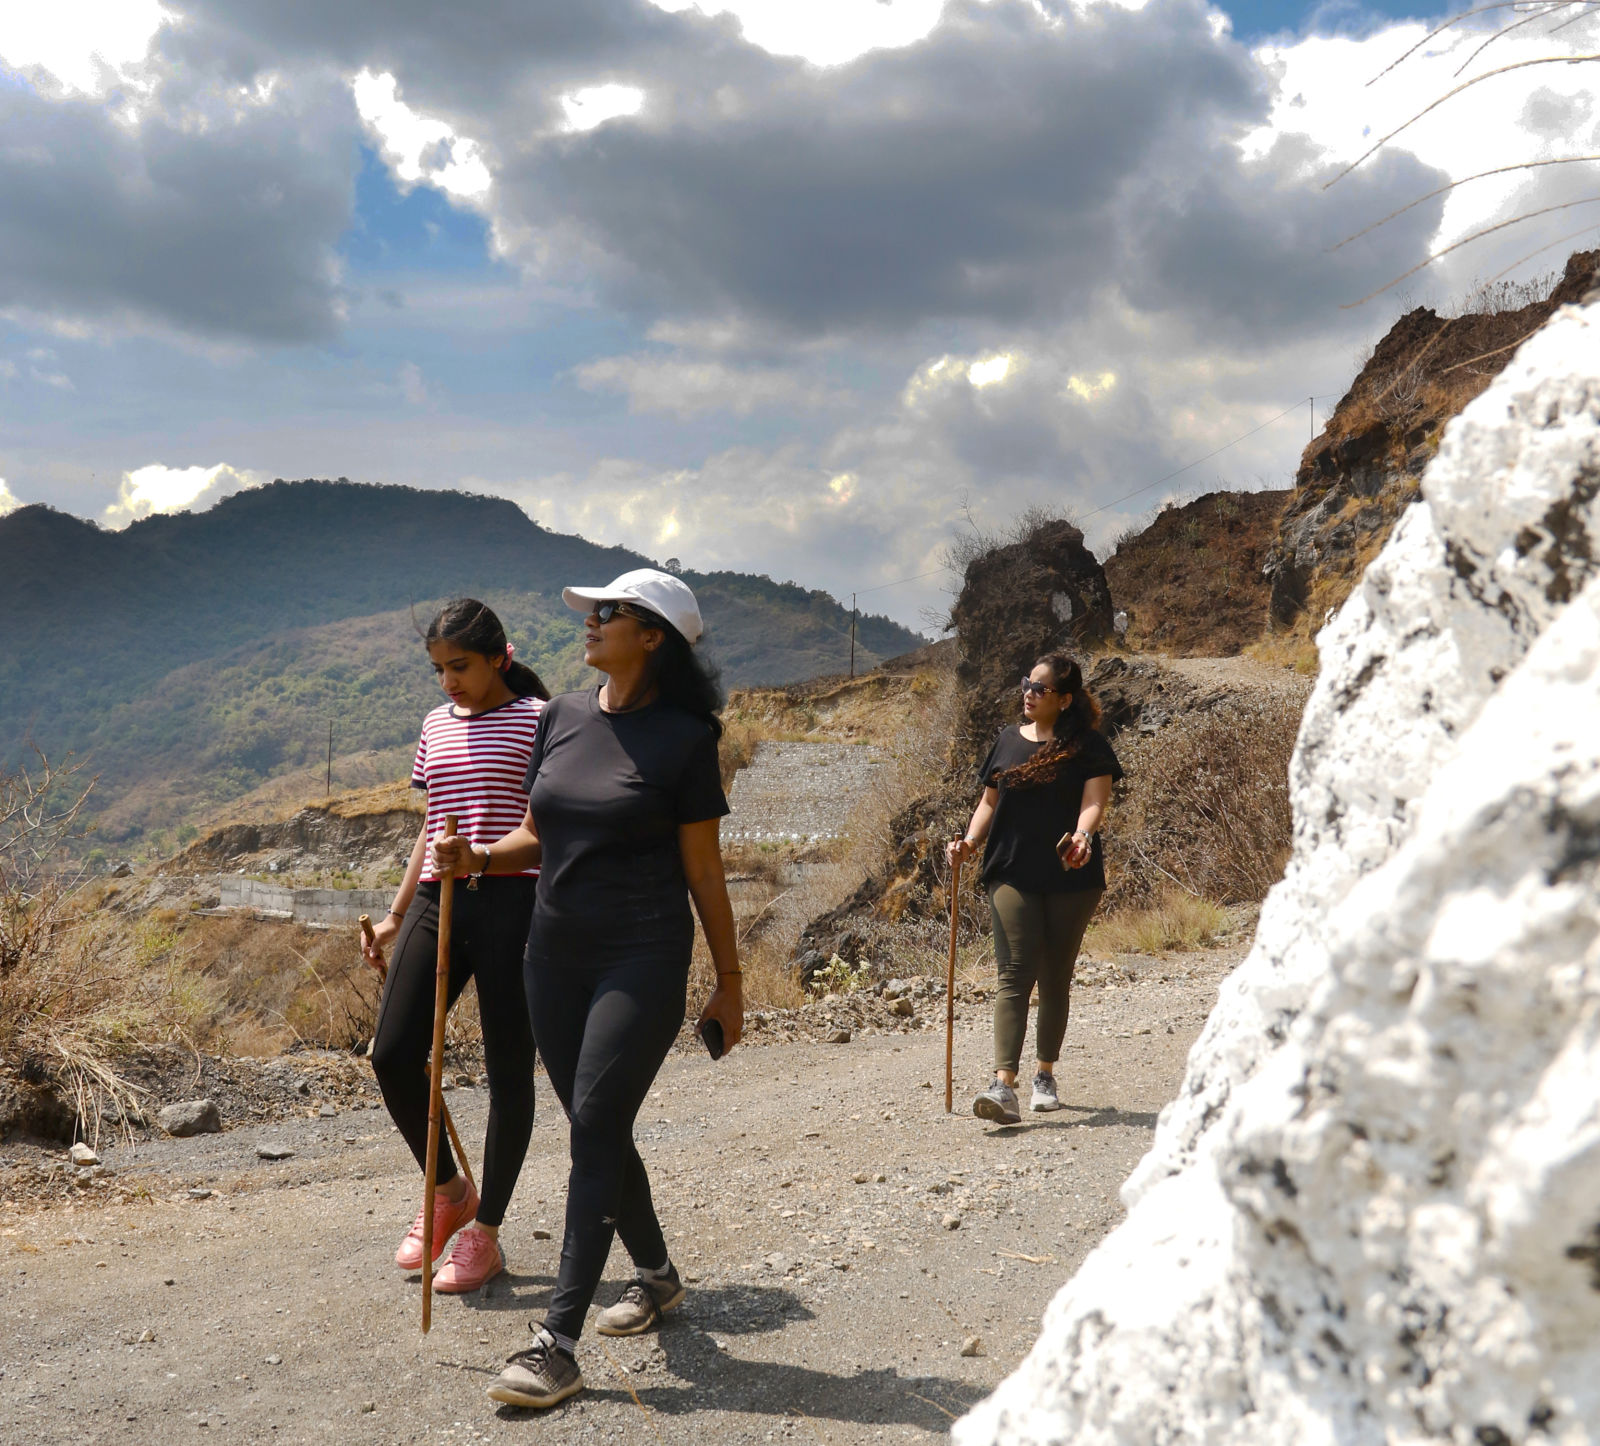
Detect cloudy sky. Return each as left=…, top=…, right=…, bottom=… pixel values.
left=2, top=0, right=1596, bottom=630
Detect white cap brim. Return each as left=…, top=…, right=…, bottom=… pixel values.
left=561, top=584, right=620, bottom=613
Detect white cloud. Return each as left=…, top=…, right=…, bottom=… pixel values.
left=967, top=353, right=1015, bottom=388
left=571, top=353, right=840, bottom=416
left=1245, top=18, right=1600, bottom=269
left=0, top=0, right=169, bottom=97
left=648, top=0, right=946, bottom=67
left=0, top=478, right=19, bottom=517
left=0, top=360, right=17, bottom=383
left=352, top=70, right=493, bottom=201
left=560, top=83, right=645, bottom=133
left=103, top=462, right=260, bottom=527
left=399, top=361, right=428, bottom=406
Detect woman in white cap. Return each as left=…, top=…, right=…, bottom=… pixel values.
left=435, top=568, right=742, bottom=1410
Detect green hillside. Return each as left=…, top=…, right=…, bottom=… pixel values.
left=0, top=480, right=924, bottom=845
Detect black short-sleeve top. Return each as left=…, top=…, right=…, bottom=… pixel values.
left=522, top=688, right=729, bottom=953
left=976, top=725, right=1124, bottom=895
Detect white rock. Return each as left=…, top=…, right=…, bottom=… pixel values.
left=69, top=1143, right=98, bottom=1166
left=957, top=291, right=1600, bottom=1446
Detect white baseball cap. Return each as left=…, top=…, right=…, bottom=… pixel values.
left=562, top=568, right=704, bottom=645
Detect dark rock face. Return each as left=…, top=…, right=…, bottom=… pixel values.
left=950, top=519, right=1113, bottom=751
left=1264, top=250, right=1600, bottom=634
left=1102, top=489, right=1290, bottom=657
left=1086, top=657, right=1199, bottom=738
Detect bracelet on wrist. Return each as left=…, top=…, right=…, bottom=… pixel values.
left=386, top=908, right=403, bottom=920
left=717, top=970, right=743, bottom=978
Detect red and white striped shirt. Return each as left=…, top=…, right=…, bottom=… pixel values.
left=411, top=695, right=543, bottom=881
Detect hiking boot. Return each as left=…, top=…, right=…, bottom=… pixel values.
left=595, top=1265, right=686, bottom=1337
left=972, top=1077, right=1021, bottom=1126
left=394, top=1178, right=479, bottom=1270
left=487, top=1327, right=584, bottom=1409
left=1030, top=1072, right=1062, bottom=1113
left=434, top=1226, right=504, bottom=1293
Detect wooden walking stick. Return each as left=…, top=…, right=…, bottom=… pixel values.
left=945, top=856, right=960, bottom=1114
left=421, top=814, right=458, bottom=1334
left=359, top=914, right=474, bottom=1195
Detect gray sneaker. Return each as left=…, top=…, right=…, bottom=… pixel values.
left=1030, top=1073, right=1062, bottom=1112
left=972, top=1077, right=1021, bottom=1125
left=596, top=1265, right=686, bottom=1337
left=487, top=1327, right=583, bottom=1409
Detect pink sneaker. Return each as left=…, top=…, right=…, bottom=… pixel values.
left=394, top=1178, right=479, bottom=1270
left=434, top=1226, right=505, bottom=1293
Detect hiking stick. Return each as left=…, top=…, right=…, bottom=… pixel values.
left=421, top=815, right=458, bottom=1335
left=945, top=857, right=960, bottom=1114
left=359, top=915, right=475, bottom=1195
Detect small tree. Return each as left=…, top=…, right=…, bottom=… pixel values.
left=0, top=750, right=96, bottom=979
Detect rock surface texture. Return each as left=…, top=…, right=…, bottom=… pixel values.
left=957, top=294, right=1600, bottom=1445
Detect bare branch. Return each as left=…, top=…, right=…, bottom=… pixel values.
left=1331, top=155, right=1600, bottom=251
left=1484, top=220, right=1600, bottom=281
left=1342, top=194, right=1600, bottom=307
left=1366, top=2, right=1566, bottom=86
left=1452, top=2, right=1588, bottom=77
left=1329, top=54, right=1600, bottom=188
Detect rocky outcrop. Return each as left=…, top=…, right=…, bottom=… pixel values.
left=957, top=290, right=1600, bottom=1442
left=1103, top=489, right=1290, bottom=655
left=951, top=518, right=1114, bottom=750
left=166, top=802, right=420, bottom=875
left=1264, top=249, right=1599, bottom=636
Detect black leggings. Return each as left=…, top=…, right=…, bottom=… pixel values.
left=371, top=878, right=538, bottom=1228
left=527, top=952, right=687, bottom=1341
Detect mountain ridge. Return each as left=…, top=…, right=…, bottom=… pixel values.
left=0, top=479, right=924, bottom=845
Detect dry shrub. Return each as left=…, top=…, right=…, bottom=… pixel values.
left=1087, top=889, right=1230, bottom=956
left=1104, top=693, right=1302, bottom=911
left=718, top=715, right=765, bottom=789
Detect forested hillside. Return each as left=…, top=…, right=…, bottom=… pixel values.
left=0, top=480, right=921, bottom=844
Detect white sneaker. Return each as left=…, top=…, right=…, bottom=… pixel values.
left=1030, top=1073, right=1062, bottom=1112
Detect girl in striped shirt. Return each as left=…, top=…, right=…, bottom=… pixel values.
left=360, top=599, right=547, bottom=1294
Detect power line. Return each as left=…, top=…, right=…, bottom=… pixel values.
left=855, top=565, right=948, bottom=595
left=1080, top=400, right=1310, bottom=520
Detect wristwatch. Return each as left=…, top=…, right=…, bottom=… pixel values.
left=467, top=843, right=489, bottom=891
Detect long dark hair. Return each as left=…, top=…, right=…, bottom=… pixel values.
left=632, top=607, right=724, bottom=741
left=995, top=652, right=1099, bottom=790
left=424, top=599, right=550, bottom=700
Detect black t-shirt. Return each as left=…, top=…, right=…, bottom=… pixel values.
left=976, top=726, right=1124, bottom=895
left=522, top=688, right=729, bottom=955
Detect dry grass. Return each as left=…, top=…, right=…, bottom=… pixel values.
left=1102, top=693, right=1302, bottom=911
left=1086, top=890, right=1231, bottom=956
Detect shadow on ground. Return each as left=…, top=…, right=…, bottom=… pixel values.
left=491, top=1283, right=987, bottom=1429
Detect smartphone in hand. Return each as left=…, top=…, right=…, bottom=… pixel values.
left=698, top=1017, right=725, bottom=1061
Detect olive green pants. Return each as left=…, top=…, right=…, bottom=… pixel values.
left=988, top=883, right=1103, bottom=1075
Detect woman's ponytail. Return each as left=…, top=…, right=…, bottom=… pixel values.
left=423, top=599, right=550, bottom=701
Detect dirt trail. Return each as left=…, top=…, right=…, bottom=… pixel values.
left=0, top=945, right=1240, bottom=1445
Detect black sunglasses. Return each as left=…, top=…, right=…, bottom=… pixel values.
left=595, top=600, right=660, bottom=626
left=1020, top=678, right=1057, bottom=697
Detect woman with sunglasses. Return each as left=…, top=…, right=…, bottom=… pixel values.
left=434, top=568, right=740, bottom=1410
left=946, top=653, right=1122, bottom=1126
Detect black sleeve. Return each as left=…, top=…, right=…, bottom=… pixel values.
left=978, top=731, right=1006, bottom=788
left=674, top=728, right=730, bottom=823
left=1079, top=729, right=1124, bottom=783
left=522, top=698, right=551, bottom=796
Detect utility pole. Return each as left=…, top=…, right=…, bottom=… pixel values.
left=848, top=592, right=857, bottom=680
left=326, top=719, right=333, bottom=799
left=1309, top=395, right=1315, bottom=442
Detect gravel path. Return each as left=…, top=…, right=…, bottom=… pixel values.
left=0, top=944, right=1238, bottom=1445
left=725, top=742, right=889, bottom=844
